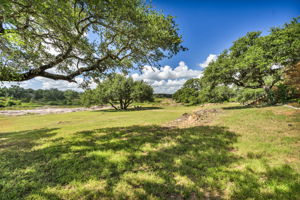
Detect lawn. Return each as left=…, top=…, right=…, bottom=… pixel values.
left=0, top=103, right=299, bottom=200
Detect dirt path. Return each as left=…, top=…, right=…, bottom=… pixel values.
left=284, top=105, right=300, bottom=110
left=0, top=106, right=111, bottom=116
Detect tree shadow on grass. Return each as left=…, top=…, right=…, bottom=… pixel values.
left=223, top=104, right=281, bottom=110
left=0, top=128, right=58, bottom=149
left=93, top=106, right=162, bottom=112
left=222, top=105, right=252, bottom=110
left=0, top=126, right=299, bottom=199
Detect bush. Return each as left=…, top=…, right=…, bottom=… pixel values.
left=271, top=84, right=297, bottom=104
left=173, top=88, right=199, bottom=105
left=198, top=86, right=235, bottom=104
left=0, top=98, right=22, bottom=107
left=5, top=100, right=17, bottom=107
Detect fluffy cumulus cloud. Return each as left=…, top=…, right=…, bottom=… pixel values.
left=199, top=54, right=217, bottom=69
left=1, top=77, right=95, bottom=92
left=132, top=61, right=202, bottom=81
left=131, top=61, right=202, bottom=94
left=131, top=55, right=218, bottom=94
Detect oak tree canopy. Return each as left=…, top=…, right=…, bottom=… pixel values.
left=0, top=0, right=185, bottom=83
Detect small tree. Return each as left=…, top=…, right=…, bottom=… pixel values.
left=173, top=87, right=199, bottom=104
left=82, top=74, right=153, bottom=110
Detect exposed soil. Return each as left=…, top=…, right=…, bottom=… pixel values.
left=165, top=108, right=222, bottom=128
left=0, top=106, right=111, bottom=116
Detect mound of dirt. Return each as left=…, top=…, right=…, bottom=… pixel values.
left=165, top=108, right=222, bottom=128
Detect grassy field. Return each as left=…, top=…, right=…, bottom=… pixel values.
left=0, top=103, right=299, bottom=200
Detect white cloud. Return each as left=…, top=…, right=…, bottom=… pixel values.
left=132, top=61, right=201, bottom=80
left=1, top=55, right=217, bottom=94
left=1, top=76, right=96, bottom=92
left=131, top=61, right=202, bottom=94
left=39, top=77, right=84, bottom=91
left=199, top=54, right=217, bottom=68
left=132, top=61, right=201, bottom=81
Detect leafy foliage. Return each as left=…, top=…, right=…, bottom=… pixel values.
left=173, top=18, right=300, bottom=105
left=203, top=18, right=300, bottom=91
left=173, top=87, right=199, bottom=104
left=0, top=97, right=21, bottom=107
left=236, top=88, right=265, bottom=105
left=81, top=74, right=153, bottom=109
left=173, top=78, right=202, bottom=104
left=173, top=78, right=235, bottom=104
left=0, top=0, right=185, bottom=82
left=266, top=84, right=298, bottom=105
left=198, top=85, right=235, bottom=103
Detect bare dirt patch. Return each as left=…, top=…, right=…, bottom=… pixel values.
left=0, top=106, right=111, bottom=116
left=165, top=108, right=222, bottom=128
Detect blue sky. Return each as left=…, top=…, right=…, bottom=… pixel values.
left=152, top=0, right=300, bottom=69
left=4, top=0, right=300, bottom=93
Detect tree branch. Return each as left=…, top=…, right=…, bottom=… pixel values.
left=108, top=101, right=118, bottom=110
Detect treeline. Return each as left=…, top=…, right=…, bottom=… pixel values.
left=153, top=94, right=172, bottom=98
left=173, top=79, right=298, bottom=105
left=173, top=79, right=237, bottom=104
left=0, top=86, right=81, bottom=106
left=174, top=18, right=300, bottom=105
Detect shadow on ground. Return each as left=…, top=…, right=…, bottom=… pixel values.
left=223, top=104, right=281, bottom=110
left=0, top=125, right=299, bottom=199
left=94, top=106, right=162, bottom=112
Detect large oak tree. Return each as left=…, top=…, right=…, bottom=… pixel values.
left=202, top=18, right=300, bottom=92
left=0, top=0, right=185, bottom=83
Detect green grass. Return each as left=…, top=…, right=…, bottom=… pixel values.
left=0, top=103, right=299, bottom=199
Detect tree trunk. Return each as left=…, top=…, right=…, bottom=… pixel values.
left=108, top=102, right=118, bottom=110
left=119, top=99, right=124, bottom=109
left=123, top=99, right=133, bottom=110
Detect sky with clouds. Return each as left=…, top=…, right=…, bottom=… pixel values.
left=2, top=56, right=216, bottom=94
left=2, top=0, right=299, bottom=93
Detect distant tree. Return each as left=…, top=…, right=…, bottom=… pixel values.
left=0, top=86, right=81, bottom=105
left=132, top=81, right=154, bottom=103
left=173, top=87, right=199, bottom=104
left=64, top=90, right=80, bottom=105
left=80, top=89, right=98, bottom=107
left=172, top=79, right=201, bottom=104
left=42, top=88, right=65, bottom=102
left=82, top=74, right=153, bottom=110
left=173, top=77, right=236, bottom=104
left=183, top=78, right=202, bottom=90
left=0, top=0, right=185, bottom=83
left=198, top=85, right=235, bottom=103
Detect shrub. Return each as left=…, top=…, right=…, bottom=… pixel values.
left=272, top=84, right=297, bottom=104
